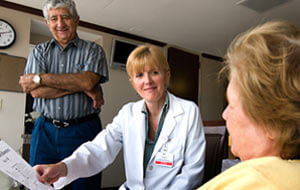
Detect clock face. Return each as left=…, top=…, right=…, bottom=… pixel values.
left=0, top=19, right=16, bottom=49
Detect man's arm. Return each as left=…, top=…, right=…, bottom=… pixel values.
left=20, top=71, right=104, bottom=107
left=41, top=71, right=101, bottom=91
left=30, top=86, right=73, bottom=99
left=19, top=71, right=101, bottom=93
left=28, top=83, right=104, bottom=108
left=84, top=86, right=104, bottom=109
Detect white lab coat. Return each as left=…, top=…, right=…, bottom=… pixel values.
left=54, top=92, right=206, bottom=190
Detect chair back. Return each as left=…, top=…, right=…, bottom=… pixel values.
left=202, top=125, right=228, bottom=184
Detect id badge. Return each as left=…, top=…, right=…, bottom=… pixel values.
left=154, top=151, right=174, bottom=168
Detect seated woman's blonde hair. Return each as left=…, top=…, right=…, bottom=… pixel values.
left=223, top=21, right=300, bottom=159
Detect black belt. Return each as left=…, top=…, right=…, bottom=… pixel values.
left=41, top=113, right=99, bottom=128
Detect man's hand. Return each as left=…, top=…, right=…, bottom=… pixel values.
left=19, top=74, right=39, bottom=93
left=85, top=86, right=104, bottom=109
left=34, top=162, right=67, bottom=185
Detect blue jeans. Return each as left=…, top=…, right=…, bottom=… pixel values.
left=30, top=115, right=102, bottom=190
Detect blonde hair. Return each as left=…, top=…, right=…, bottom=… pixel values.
left=126, top=45, right=170, bottom=80
left=224, top=21, right=300, bottom=159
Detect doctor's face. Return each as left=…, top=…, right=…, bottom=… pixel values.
left=222, top=80, right=278, bottom=161
left=131, top=65, right=170, bottom=105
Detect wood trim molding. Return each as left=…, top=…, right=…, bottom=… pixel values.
left=201, top=53, right=224, bottom=62
left=0, top=1, right=166, bottom=47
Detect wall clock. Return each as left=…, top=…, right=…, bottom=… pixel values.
left=0, top=19, right=16, bottom=49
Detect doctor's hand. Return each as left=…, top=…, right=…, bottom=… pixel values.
left=34, top=162, right=67, bottom=185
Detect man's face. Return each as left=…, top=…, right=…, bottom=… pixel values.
left=45, top=7, right=79, bottom=47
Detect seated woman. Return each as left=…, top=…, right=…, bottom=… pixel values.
left=199, top=21, right=300, bottom=189
left=34, top=45, right=206, bottom=189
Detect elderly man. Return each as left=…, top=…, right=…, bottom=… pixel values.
left=19, top=0, right=108, bottom=189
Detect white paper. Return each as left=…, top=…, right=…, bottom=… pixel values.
left=0, top=139, right=54, bottom=190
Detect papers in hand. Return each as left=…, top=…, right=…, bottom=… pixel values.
left=0, top=139, right=54, bottom=190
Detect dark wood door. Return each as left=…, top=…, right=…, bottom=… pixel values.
left=167, top=47, right=200, bottom=104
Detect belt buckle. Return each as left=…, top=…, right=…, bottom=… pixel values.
left=52, top=120, right=69, bottom=128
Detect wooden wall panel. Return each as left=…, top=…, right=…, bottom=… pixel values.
left=0, top=53, right=26, bottom=92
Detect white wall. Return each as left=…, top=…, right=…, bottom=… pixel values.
left=0, top=6, right=30, bottom=152
left=0, top=91, right=26, bottom=152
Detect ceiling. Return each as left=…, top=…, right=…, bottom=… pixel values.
left=4, top=0, right=300, bottom=56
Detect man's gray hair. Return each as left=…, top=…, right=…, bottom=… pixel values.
left=43, top=0, right=79, bottom=21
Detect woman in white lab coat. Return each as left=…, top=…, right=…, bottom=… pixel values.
left=34, top=45, right=206, bottom=190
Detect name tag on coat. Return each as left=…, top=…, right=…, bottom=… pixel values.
left=154, top=151, right=174, bottom=168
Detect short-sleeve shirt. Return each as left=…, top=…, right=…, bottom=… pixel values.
left=25, top=36, right=109, bottom=120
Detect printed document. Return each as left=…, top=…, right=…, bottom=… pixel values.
left=0, top=139, right=54, bottom=190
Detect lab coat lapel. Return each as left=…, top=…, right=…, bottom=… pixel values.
left=134, top=102, right=146, bottom=145
left=132, top=101, right=146, bottom=180
left=149, top=93, right=183, bottom=162
left=151, top=115, right=176, bottom=159
left=135, top=112, right=146, bottom=151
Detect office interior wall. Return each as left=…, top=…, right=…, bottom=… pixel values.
left=0, top=6, right=30, bottom=152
